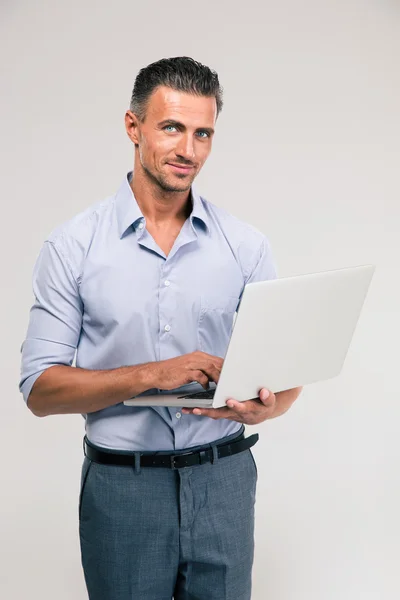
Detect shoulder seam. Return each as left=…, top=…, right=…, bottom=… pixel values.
left=243, top=236, right=266, bottom=283
left=47, top=237, right=80, bottom=287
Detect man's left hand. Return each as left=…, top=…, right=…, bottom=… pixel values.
left=181, top=388, right=278, bottom=425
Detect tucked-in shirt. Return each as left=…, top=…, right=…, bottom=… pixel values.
left=19, top=171, right=277, bottom=451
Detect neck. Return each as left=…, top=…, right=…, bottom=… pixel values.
left=129, top=165, right=192, bottom=226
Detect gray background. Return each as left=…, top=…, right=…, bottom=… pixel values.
left=1, top=0, right=399, bottom=598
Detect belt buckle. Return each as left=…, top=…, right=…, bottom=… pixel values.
left=170, top=450, right=194, bottom=469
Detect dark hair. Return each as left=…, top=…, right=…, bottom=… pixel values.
left=130, top=56, right=223, bottom=121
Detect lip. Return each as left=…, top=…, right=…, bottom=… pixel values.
left=167, top=163, right=194, bottom=173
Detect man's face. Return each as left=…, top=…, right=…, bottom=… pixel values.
left=126, top=85, right=217, bottom=193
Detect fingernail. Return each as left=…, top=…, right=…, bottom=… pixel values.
left=261, top=389, right=270, bottom=401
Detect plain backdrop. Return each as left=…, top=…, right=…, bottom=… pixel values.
left=1, top=1, right=399, bottom=598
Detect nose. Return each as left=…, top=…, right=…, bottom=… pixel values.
left=175, top=134, right=195, bottom=162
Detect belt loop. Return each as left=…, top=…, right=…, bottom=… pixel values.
left=134, top=452, right=141, bottom=475
left=211, top=444, right=219, bottom=465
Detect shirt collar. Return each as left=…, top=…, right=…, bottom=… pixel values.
left=115, top=171, right=210, bottom=239
left=115, top=172, right=144, bottom=238
left=190, top=184, right=210, bottom=234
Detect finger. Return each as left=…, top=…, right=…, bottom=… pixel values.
left=182, top=399, right=253, bottom=416
left=227, top=398, right=273, bottom=416
left=199, top=352, right=224, bottom=370
left=202, top=365, right=221, bottom=383
left=184, top=406, right=235, bottom=419
left=258, top=388, right=275, bottom=407
left=225, top=399, right=247, bottom=413
left=213, top=358, right=224, bottom=370
left=192, top=370, right=210, bottom=389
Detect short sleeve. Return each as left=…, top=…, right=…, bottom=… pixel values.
left=235, top=236, right=277, bottom=312
left=19, top=240, right=83, bottom=404
left=245, top=236, right=278, bottom=284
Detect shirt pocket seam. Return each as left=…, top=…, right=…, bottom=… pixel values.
left=198, top=295, right=239, bottom=323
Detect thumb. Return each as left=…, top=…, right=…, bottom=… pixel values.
left=259, top=388, right=275, bottom=406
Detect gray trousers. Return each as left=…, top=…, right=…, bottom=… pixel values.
left=79, top=428, right=258, bottom=600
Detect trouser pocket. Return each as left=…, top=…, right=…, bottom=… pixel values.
left=79, top=456, right=93, bottom=521
left=248, top=448, right=258, bottom=481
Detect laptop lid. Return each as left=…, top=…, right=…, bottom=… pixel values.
left=211, top=264, right=375, bottom=408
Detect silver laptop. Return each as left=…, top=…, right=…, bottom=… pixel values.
left=123, top=264, right=375, bottom=409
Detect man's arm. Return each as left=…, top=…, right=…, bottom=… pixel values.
left=27, top=364, right=150, bottom=417
left=181, top=386, right=303, bottom=423
left=28, top=352, right=223, bottom=417
left=266, top=386, right=303, bottom=419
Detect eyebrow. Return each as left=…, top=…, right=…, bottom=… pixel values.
left=158, top=119, right=215, bottom=136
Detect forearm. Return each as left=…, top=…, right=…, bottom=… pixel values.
left=27, top=363, right=152, bottom=417
left=267, top=386, right=303, bottom=419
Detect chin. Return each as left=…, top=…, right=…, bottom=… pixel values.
left=159, top=174, right=193, bottom=193
left=163, top=182, right=192, bottom=193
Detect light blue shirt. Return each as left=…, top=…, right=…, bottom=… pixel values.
left=19, top=172, right=277, bottom=451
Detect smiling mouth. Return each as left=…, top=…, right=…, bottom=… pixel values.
left=167, top=163, right=194, bottom=173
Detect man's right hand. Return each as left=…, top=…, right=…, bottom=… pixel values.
left=143, top=351, right=223, bottom=391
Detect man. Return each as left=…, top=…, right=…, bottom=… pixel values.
left=19, top=57, right=302, bottom=599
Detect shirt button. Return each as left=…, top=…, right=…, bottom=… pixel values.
left=164, top=280, right=170, bottom=287
left=176, top=412, right=182, bottom=419
left=138, top=222, right=144, bottom=230
left=164, top=324, right=171, bottom=332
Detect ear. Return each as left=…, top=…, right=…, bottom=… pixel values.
left=125, top=110, right=141, bottom=145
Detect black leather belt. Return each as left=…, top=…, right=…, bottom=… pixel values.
left=83, top=432, right=259, bottom=469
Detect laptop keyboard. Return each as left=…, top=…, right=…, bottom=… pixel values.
left=177, top=389, right=216, bottom=400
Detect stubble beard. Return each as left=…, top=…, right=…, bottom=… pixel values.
left=140, top=153, right=194, bottom=193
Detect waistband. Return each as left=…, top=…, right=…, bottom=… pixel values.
left=83, top=425, right=258, bottom=470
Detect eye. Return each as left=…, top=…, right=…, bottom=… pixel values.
left=196, top=131, right=210, bottom=138
left=164, top=125, right=177, bottom=132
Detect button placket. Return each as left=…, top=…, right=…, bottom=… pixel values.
left=159, top=267, right=173, bottom=347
